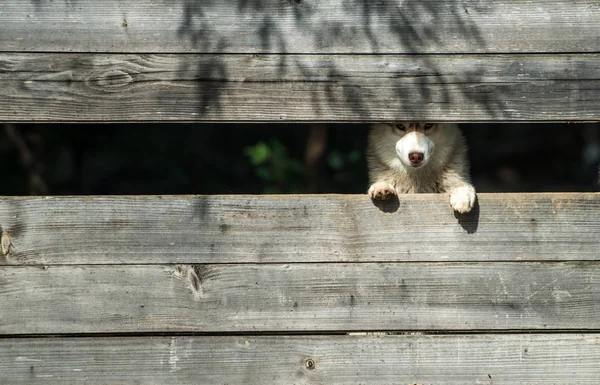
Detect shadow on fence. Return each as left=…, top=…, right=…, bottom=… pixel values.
left=176, top=0, right=507, bottom=120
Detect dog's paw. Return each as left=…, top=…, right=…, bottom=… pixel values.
left=368, top=182, right=396, bottom=200
left=450, top=185, right=476, bottom=214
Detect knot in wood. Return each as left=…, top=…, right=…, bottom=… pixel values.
left=1, top=233, right=13, bottom=256
left=90, top=69, right=134, bottom=91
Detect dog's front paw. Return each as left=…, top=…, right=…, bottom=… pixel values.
left=368, top=181, right=396, bottom=200
left=450, top=185, right=476, bottom=214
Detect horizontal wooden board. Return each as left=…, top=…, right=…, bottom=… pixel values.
left=0, top=263, right=599, bottom=333
left=1, top=0, right=600, bottom=54
left=1, top=53, right=599, bottom=122
left=1, top=334, right=599, bottom=384
left=0, top=194, right=599, bottom=265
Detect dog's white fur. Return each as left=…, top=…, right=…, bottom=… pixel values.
left=367, top=122, right=476, bottom=213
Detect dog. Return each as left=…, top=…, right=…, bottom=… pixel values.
left=367, top=122, right=476, bottom=213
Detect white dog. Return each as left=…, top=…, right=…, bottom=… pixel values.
left=367, top=122, right=476, bottom=213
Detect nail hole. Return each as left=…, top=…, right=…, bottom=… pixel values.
left=305, top=358, right=315, bottom=370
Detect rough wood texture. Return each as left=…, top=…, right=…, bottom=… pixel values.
left=0, top=262, right=599, bottom=333
left=1, top=53, right=599, bottom=122
left=1, top=334, right=599, bottom=384
left=0, top=194, right=598, bottom=265
left=1, top=0, right=599, bottom=54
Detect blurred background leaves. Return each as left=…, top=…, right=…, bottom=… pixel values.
left=244, top=139, right=303, bottom=193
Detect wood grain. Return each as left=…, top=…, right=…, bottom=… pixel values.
left=1, top=0, right=599, bottom=54
left=1, top=53, right=599, bottom=122
left=1, top=334, right=599, bottom=384
left=0, top=262, right=599, bottom=333
left=0, top=194, right=598, bottom=265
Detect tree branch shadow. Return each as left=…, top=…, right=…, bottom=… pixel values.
left=29, top=0, right=79, bottom=11
left=175, top=0, right=508, bottom=120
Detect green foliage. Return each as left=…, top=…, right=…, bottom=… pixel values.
left=244, top=139, right=303, bottom=193
left=327, top=149, right=361, bottom=170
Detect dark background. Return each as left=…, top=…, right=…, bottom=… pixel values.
left=1, top=123, right=599, bottom=196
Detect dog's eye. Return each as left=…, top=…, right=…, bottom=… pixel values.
left=395, top=124, right=406, bottom=131
left=423, top=123, right=434, bottom=130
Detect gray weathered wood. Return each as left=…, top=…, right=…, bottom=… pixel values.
left=1, top=53, right=599, bottom=122
left=1, top=334, right=599, bottom=384
left=0, top=262, right=599, bottom=333
left=0, top=194, right=598, bottom=265
left=1, top=0, right=599, bottom=54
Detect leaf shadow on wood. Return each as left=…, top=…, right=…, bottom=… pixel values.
left=176, top=0, right=509, bottom=120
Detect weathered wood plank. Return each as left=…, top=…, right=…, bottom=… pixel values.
left=1, top=0, right=599, bottom=54
left=1, top=194, right=598, bottom=265
left=0, top=263, right=599, bottom=333
left=1, top=53, right=599, bottom=122
left=1, top=334, right=599, bottom=384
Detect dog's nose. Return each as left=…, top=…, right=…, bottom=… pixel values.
left=408, top=152, right=424, bottom=166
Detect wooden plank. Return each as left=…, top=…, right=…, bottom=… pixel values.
left=1, top=0, right=600, bottom=54
left=0, top=194, right=598, bottom=265
left=1, top=53, right=599, bottom=122
left=0, top=263, right=599, bottom=333
left=1, top=334, right=599, bottom=384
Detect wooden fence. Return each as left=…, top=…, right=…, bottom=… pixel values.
left=1, top=0, right=600, bottom=122
left=1, top=0, right=600, bottom=384
left=1, top=194, right=599, bottom=383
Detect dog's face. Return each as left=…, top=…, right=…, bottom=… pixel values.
left=388, top=122, right=438, bottom=169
